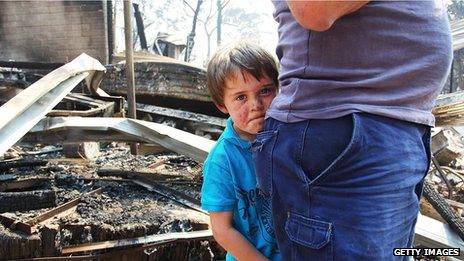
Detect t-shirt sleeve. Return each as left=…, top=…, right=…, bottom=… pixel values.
left=201, top=160, right=236, bottom=212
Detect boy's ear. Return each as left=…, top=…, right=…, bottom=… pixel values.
left=214, top=102, right=229, bottom=114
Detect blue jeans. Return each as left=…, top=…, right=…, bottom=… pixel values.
left=252, top=113, right=431, bottom=260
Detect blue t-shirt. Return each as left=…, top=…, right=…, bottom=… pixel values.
left=201, top=118, right=280, bottom=261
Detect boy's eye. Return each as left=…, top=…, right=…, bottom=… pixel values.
left=236, top=95, right=246, bottom=101
left=260, top=87, right=273, bottom=95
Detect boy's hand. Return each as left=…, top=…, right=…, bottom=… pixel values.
left=210, top=211, right=270, bottom=261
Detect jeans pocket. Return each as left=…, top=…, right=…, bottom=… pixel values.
left=285, top=212, right=333, bottom=260
left=252, top=130, right=278, bottom=196
left=301, top=114, right=358, bottom=186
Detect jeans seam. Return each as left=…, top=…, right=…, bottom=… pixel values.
left=267, top=130, right=278, bottom=195
left=296, top=121, right=311, bottom=186
left=295, top=121, right=312, bottom=217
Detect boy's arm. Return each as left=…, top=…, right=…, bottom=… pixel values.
left=210, top=211, right=269, bottom=261
left=286, top=1, right=369, bottom=31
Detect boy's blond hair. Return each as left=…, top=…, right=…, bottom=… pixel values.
left=206, top=41, right=279, bottom=106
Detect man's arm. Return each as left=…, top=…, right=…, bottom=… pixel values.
left=210, top=211, right=269, bottom=261
left=286, top=1, right=369, bottom=31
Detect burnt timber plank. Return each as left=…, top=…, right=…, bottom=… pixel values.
left=0, top=214, right=32, bottom=234
left=131, top=174, right=205, bottom=214
left=100, top=58, right=209, bottom=102
left=0, top=159, right=48, bottom=172
left=0, top=177, right=50, bottom=192
left=97, top=166, right=180, bottom=180
left=61, top=230, right=213, bottom=254
left=0, top=190, right=56, bottom=212
left=26, top=187, right=104, bottom=228
left=136, top=103, right=226, bottom=128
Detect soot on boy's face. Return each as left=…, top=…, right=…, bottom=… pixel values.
left=216, top=70, right=277, bottom=140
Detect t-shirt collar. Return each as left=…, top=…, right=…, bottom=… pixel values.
left=222, top=117, right=252, bottom=149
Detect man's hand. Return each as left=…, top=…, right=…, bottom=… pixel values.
left=287, top=1, right=369, bottom=31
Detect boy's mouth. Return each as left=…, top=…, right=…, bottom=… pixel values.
left=249, top=115, right=265, bottom=122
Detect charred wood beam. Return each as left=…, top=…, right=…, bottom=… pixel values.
left=77, top=177, right=131, bottom=183
left=100, top=61, right=209, bottom=103
left=21, top=147, right=62, bottom=156
left=0, top=159, right=48, bottom=172
left=148, top=158, right=167, bottom=169
left=422, top=182, right=464, bottom=241
left=0, top=177, right=50, bottom=192
left=26, top=187, right=104, bottom=230
left=97, top=166, right=180, bottom=180
left=160, top=180, right=201, bottom=185
left=0, top=61, right=63, bottom=70
left=132, top=174, right=205, bottom=214
left=0, top=187, right=105, bottom=235
left=136, top=103, right=226, bottom=129
left=0, top=174, right=17, bottom=181
left=0, top=190, right=56, bottom=213
left=0, top=214, right=33, bottom=235
left=32, top=237, right=214, bottom=260
left=0, top=54, right=106, bottom=157
left=61, top=229, right=213, bottom=254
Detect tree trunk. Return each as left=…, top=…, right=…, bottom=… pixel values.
left=133, top=3, right=148, bottom=51
left=205, top=23, right=212, bottom=60
left=216, top=0, right=222, bottom=46
left=185, top=0, right=203, bottom=62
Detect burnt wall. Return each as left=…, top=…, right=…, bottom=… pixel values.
left=0, top=1, right=108, bottom=64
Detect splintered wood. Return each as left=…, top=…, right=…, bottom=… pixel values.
left=433, top=91, right=464, bottom=127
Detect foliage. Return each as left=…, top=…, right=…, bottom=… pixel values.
left=115, top=0, right=267, bottom=66
left=447, top=0, right=464, bottom=93
left=448, top=0, right=464, bottom=20
left=222, top=7, right=263, bottom=40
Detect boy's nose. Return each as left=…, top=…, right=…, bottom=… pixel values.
left=251, top=97, right=264, bottom=110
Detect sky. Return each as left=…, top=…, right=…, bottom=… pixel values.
left=114, top=0, right=279, bottom=67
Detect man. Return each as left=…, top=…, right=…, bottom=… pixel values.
left=252, top=1, right=453, bottom=260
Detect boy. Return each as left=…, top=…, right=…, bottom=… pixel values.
left=201, top=41, right=280, bottom=261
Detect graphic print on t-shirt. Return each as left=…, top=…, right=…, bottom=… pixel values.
left=236, top=187, right=275, bottom=243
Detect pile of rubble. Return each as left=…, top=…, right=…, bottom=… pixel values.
left=0, top=54, right=224, bottom=259
left=422, top=127, right=464, bottom=225
left=0, top=143, right=225, bottom=260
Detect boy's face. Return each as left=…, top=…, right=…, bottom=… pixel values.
left=216, top=71, right=277, bottom=140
